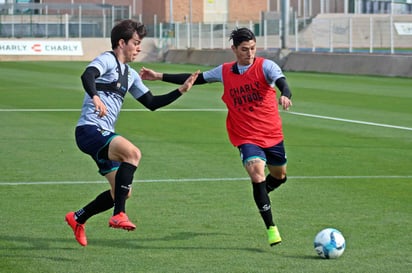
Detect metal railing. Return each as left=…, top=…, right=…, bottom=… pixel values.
left=0, top=3, right=130, bottom=38
left=161, top=14, right=412, bottom=54
left=1, top=3, right=411, bottom=54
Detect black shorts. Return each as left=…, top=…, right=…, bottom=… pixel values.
left=238, top=142, right=287, bottom=166
left=75, top=125, right=121, bottom=176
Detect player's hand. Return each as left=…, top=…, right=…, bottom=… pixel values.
left=92, top=95, right=107, bottom=117
left=178, top=70, right=200, bottom=93
left=279, top=96, right=292, bottom=111
left=139, top=67, right=162, bottom=80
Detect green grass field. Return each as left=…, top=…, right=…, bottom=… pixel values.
left=0, top=61, right=411, bottom=273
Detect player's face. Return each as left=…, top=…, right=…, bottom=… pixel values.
left=232, top=40, right=256, bottom=66
left=123, top=32, right=142, bottom=63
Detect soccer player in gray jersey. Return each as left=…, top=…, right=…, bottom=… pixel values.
left=65, top=19, right=199, bottom=246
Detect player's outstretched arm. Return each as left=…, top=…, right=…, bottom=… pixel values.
left=177, top=70, right=200, bottom=93
left=137, top=71, right=199, bottom=111
left=140, top=67, right=207, bottom=85
left=139, top=67, right=162, bottom=81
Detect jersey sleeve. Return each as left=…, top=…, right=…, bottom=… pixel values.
left=87, top=52, right=112, bottom=78
left=202, top=65, right=224, bottom=83
left=262, top=59, right=285, bottom=85
left=128, top=68, right=150, bottom=99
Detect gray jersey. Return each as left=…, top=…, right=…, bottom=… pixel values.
left=203, top=59, right=285, bottom=86
left=77, top=52, right=149, bottom=132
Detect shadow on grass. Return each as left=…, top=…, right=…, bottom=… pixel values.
left=0, top=232, right=325, bottom=262
left=283, top=254, right=322, bottom=260
left=0, top=253, right=74, bottom=262
left=0, top=231, right=267, bottom=254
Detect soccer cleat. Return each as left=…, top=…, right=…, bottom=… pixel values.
left=65, top=212, right=87, bottom=246
left=109, top=212, right=136, bottom=231
left=267, top=226, right=282, bottom=246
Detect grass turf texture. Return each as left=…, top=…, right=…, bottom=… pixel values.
left=0, top=61, right=411, bottom=273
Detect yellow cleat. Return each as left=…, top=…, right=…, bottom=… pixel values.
left=267, top=226, right=282, bottom=246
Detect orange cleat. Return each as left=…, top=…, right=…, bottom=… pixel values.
left=109, top=212, right=136, bottom=231
left=65, top=212, right=87, bottom=246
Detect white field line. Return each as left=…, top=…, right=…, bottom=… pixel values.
left=0, top=175, right=411, bottom=186
left=288, top=112, right=412, bottom=131
left=1, top=109, right=411, bottom=186
left=1, top=109, right=411, bottom=131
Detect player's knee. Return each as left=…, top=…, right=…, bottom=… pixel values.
left=279, top=175, right=287, bottom=184
left=250, top=174, right=266, bottom=183
left=131, top=147, right=142, bottom=161
left=124, top=147, right=141, bottom=166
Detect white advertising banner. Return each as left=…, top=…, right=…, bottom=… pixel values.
left=0, top=41, right=83, bottom=55
left=394, top=23, right=412, bottom=35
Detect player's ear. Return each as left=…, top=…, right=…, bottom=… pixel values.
left=118, top=39, right=126, bottom=48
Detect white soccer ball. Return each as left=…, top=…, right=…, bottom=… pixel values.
left=314, top=228, right=346, bottom=259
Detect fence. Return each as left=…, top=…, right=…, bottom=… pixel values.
left=1, top=3, right=412, bottom=54
left=0, top=2, right=131, bottom=38
left=165, top=14, right=412, bottom=54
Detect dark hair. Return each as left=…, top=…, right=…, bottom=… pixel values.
left=111, top=19, right=147, bottom=49
left=229, top=27, right=256, bottom=47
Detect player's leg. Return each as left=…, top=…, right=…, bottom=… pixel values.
left=239, top=144, right=281, bottom=246
left=244, top=157, right=275, bottom=228
left=265, top=141, right=288, bottom=193
left=73, top=171, right=117, bottom=226
left=66, top=177, right=118, bottom=247
left=266, top=164, right=287, bottom=193
left=107, top=135, right=141, bottom=230
left=105, top=169, right=132, bottom=200
left=66, top=184, right=115, bottom=246
left=66, top=125, right=123, bottom=245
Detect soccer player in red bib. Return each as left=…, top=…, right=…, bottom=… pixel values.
left=140, top=27, right=293, bottom=246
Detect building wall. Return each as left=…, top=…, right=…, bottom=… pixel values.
left=36, top=0, right=350, bottom=24
left=167, top=0, right=203, bottom=23
left=203, top=0, right=227, bottom=23
left=228, top=0, right=267, bottom=22
left=269, top=0, right=346, bottom=16
left=40, top=0, right=266, bottom=24
left=40, top=0, right=143, bottom=16
left=141, top=0, right=165, bottom=25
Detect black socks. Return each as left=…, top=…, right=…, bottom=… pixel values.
left=74, top=162, right=137, bottom=223
left=113, top=162, right=137, bottom=215
left=252, top=181, right=275, bottom=229
left=75, top=190, right=114, bottom=224
left=266, top=174, right=287, bottom=193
